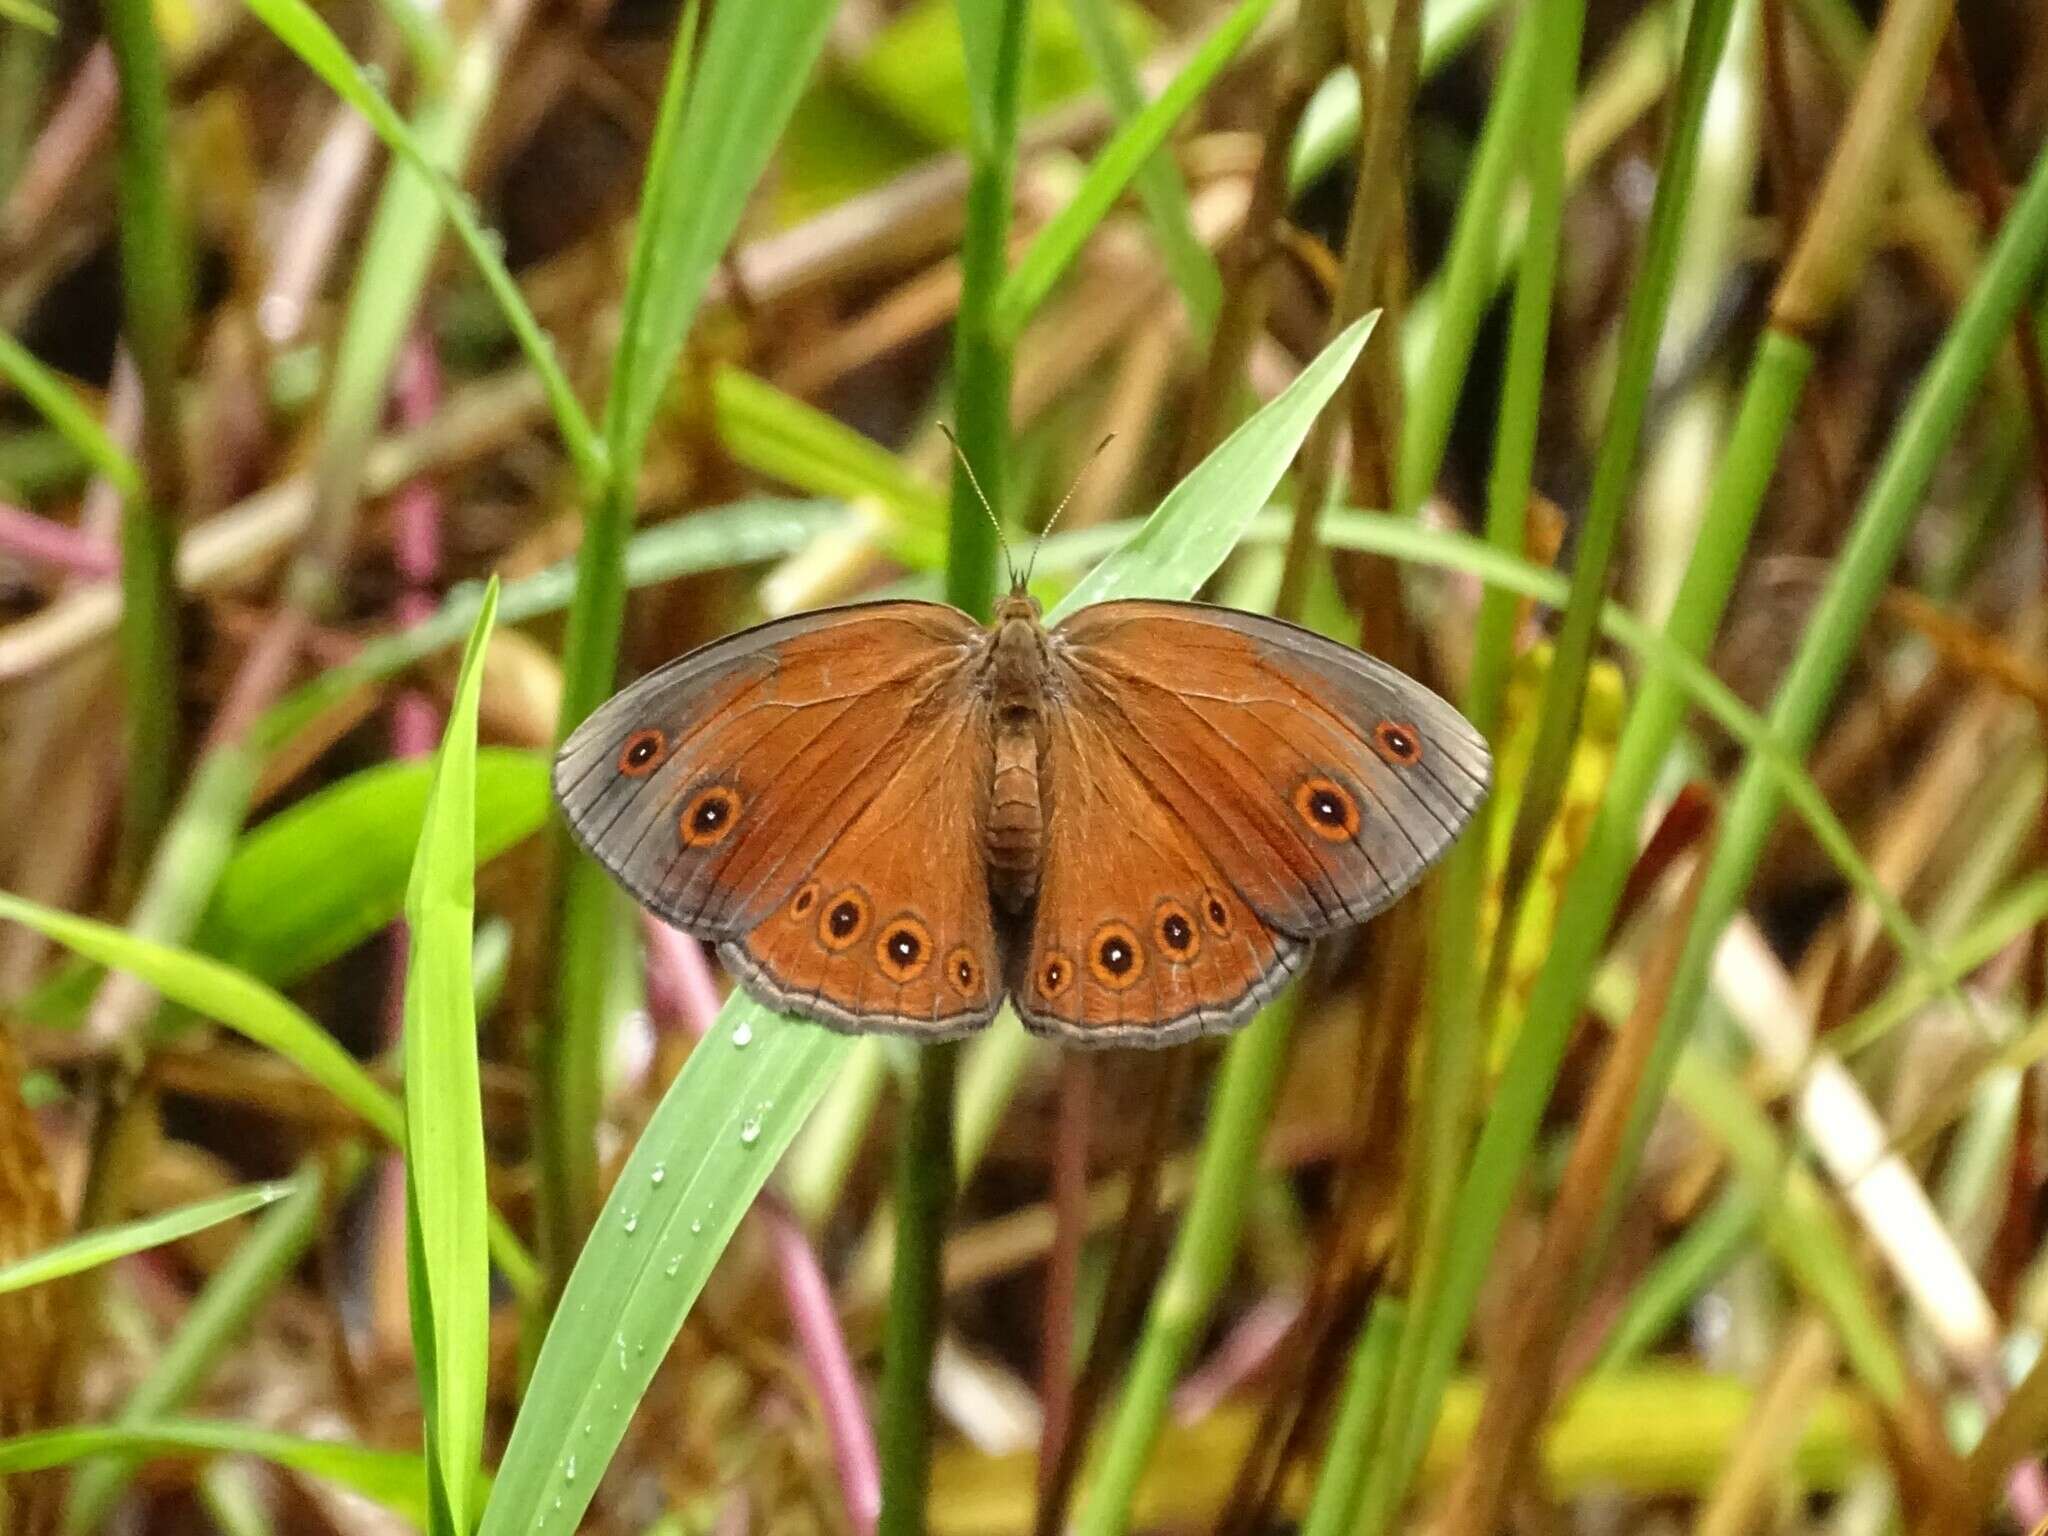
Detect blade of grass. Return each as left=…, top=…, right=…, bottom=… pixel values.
left=240, top=0, right=601, bottom=488
left=992, top=0, right=1276, bottom=344
left=104, top=0, right=190, bottom=873
left=64, top=1160, right=334, bottom=1533
left=0, top=1182, right=291, bottom=1297
left=0, top=331, right=144, bottom=500
left=237, top=0, right=598, bottom=520
left=0, top=1422, right=428, bottom=1524
left=401, top=580, right=497, bottom=1533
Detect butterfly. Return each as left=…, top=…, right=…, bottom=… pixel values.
left=553, top=580, right=1490, bottom=1048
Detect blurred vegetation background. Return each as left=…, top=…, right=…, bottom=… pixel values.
left=4, top=0, right=2048, bottom=1532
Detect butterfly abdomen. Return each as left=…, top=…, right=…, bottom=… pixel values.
left=985, top=602, right=1052, bottom=913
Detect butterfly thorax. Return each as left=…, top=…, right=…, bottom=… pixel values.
left=984, top=592, right=1051, bottom=914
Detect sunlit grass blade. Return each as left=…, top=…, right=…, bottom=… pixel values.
left=0, top=1183, right=291, bottom=1297
left=401, top=579, right=497, bottom=1534
left=991, top=0, right=1276, bottom=343
left=0, top=1423, right=429, bottom=1524
left=477, top=998, right=850, bottom=1536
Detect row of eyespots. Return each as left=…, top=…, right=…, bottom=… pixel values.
left=785, top=882, right=985, bottom=1000
left=1037, top=892, right=1234, bottom=1001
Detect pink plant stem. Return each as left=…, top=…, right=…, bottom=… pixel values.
left=1170, top=1291, right=1302, bottom=1424
left=0, top=503, right=118, bottom=579
left=255, top=105, right=379, bottom=348
left=374, top=329, right=448, bottom=1355
left=0, top=43, right=115, bottom=250
left=640, top=916, right=881, bottom=1536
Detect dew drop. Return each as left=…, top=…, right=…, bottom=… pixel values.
left=564, top=1455, right=577, bottom=1483
left=650, top=1162, right=666, bottom=1186
left=690, top=1218, right=703, bottom=1234
left=623, top=1212, right=639, bottom=1234
left=732, top=1020, right=753, bottom=1048
left=666, top=1254, right=682, bottom=1277
left=739, top=1115, right=762, bottom=1146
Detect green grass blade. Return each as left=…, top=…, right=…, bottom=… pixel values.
left=0, top=1423, right=428, bottom=1524
left=65, top=1162, right=334, bottom=1533
left=0, top=1183, right=292, bottom=1297
left=258, top=500, right=841, bottom=754
left=477, top=998, right=851, bottom=1536
left=992, top=0, right=1275, bottom=343
left=0, top=329, right=143, bottom=499
left=238, top=0, right=602, bottom=487
left=401, top=580, right=498, bottom=1533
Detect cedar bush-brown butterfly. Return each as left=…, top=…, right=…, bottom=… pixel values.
left=553, top=552, right=1491, bottom=1047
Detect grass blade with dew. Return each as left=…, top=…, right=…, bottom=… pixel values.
left=400, top=580, right=498, bottom=1534
left=0, top=1183, right=292, bottom=1297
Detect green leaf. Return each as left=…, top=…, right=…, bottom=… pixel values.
left=992, top=0, right=1274, bottom=342
left=477, top=999, right=851, bottom=1536
left=402, top=580, right=497, bottom=1534
left=0, top=1183, right=291, bottom=1297
left=197, top=750, right=548, bottom=986
left=0, top=1423, right=429, bottom=1524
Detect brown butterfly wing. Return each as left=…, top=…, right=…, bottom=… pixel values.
left=552, top=601, right=1005, bottom=1037
left=1009, top=600, right=1490, bottom=1046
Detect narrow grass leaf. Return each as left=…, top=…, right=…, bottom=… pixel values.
left=0, top=1183, right=291, bottom=1297
left=0, top=894, right=398, bottom=1138
left=477, top=998, right=851, bottom=1536
left=258, top=500, right=842, bottom=753
left=401, top=580, right=497, bottom=1533
left=0, top=329, right=143, bottom=499
left=991, top=0, right=1275, bottom=343
left=0, top=1423, right=428, bottom=1524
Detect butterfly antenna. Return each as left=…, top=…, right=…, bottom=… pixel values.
left=1021, top=432, right=1116, bottom=591
left=939, top=424, right=1018, bottom=589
